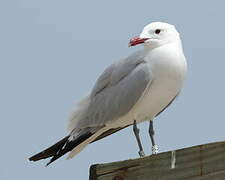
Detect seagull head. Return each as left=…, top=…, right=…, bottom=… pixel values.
left=129, top=22, right=180, bottom=49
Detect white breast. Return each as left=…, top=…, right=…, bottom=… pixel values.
left=111, top=43, right=187, bottom=128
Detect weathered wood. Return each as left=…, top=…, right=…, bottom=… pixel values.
left=90, top=141, right=225, bottom=180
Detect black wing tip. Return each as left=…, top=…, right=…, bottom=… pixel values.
left=29, top=155, right=52, bottom=167
left=29, top=132, right=93, bottom=166
left=45, top=161, right=51, bottom=167
left=45, top=157, right=56, bottom=167
left=45, top=153, right=59, bottom=166
left=29, top=157, right=35, bottom=161
left=28, top=136, right=70, bottom=163
left=29, top=148, right=55, bottom=162
left=29, top=151, right=45, bottom=162
left=44, top=132, right=93, bottom=166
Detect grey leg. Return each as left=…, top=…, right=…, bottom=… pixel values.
left=133, top=120, right=145, bottom=157
left=149, top=120, right=159, bottom=154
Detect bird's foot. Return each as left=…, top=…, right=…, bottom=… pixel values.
left=152, top=145, right=159, bottom=154
left=138, top=150, right=145, bottom=157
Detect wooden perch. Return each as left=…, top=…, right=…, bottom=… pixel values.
left=90, top=141, right=225, bottom=180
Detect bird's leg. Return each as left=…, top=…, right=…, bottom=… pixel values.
left=149, top=120, right=159, bottom=154
left=133, top=120, right=145, bottom=157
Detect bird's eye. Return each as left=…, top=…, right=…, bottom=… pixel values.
left=155, top=29, right=161, bottom=34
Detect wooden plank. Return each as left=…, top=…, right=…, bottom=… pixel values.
left=89, top=141, right=225, bottom=180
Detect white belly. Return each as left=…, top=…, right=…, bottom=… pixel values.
left=110, top=77, right=181, bottom=128
left=131, top=77, right=181, bottom=123
left=108, top=44, right=187, bottom=128
left=110, top=49, right=186, bottom=128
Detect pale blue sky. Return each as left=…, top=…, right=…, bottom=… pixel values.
left=1, top=0, right=225, bottom=179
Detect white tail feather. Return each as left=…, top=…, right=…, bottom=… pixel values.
left=67, top=127, right=108, bottom=159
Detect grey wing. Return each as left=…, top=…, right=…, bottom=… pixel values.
left=92, top=93, right=179, bottom=143
left=77, top=51, right=153, bottom=128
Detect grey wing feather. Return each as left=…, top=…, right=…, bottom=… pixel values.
left=91, top=93, right=179, bottom=143
left=92, top=51, right=145, bottom=95
left=77, top=51, right=153, bottom=128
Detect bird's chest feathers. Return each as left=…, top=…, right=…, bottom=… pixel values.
left=147, top=44, right=186, bottom=81
left=131, top=46, right=187, bottom=122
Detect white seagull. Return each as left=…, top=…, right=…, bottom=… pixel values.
left=29, top=22, right=187, bottom=166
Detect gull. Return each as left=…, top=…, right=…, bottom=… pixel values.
left=29, top=22, right=187, bottom=166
